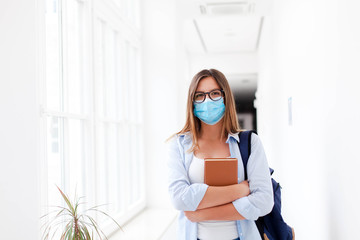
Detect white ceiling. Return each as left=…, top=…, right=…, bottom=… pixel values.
left=179, top=0, right=271, bottom=97
left=194, top=15, right=262, bottom=53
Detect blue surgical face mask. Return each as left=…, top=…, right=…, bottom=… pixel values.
left=193, top=97, right=225, bottom=125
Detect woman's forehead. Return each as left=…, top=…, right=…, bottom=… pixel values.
left=196, top=76, right=220, bottom=91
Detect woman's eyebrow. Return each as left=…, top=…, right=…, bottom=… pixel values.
left=195, top=88, right=221, bottom=93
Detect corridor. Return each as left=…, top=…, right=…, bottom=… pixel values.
left=1, top=0, right=359, bottom=240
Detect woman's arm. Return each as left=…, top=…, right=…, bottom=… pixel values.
left=196, top=180, right=250, bottom=209
left=232, top=134, right=274, bottom=220
left=167, top=135, right=251, bottom=212
left=185, top=202, right=245, bottom=222
left=167, top=136, right=209, bottom=211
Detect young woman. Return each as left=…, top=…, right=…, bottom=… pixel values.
left=167, top=69, right=274, bottom=240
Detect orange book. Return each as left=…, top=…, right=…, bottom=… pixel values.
left=204, top=158, right=238, bottom=186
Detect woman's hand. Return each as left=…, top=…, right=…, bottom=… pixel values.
left=184, top=181, right=249, bottom=222
left=184, top=210, right=204, bottom=222
left=238, top=180, right=250, bottom=198
left=196, top=181, right=251, bottom=210
left=185, top=203, right=246, bottom=222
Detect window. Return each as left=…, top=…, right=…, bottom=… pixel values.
left=41, top=0, right=143, bottom=235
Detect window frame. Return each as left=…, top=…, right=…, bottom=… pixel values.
left=39, top=0, right=145, bottom=236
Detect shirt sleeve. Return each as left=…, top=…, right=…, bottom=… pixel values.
left=232, top=133, right=274, bottom=220
left=167, top=135, right=209, bottom=211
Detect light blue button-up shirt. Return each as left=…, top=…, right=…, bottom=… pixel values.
left=167, top=131, right=274, bottom=240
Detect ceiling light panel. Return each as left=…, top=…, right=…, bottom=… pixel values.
left=201, top=2, right=256, bottom=15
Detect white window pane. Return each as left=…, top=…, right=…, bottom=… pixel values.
left=125, top=0, right=139, bottom=27
left=97, top=123, right=108, bottom=210
left=138, top=127, right=145, bottom=200
left=64, top=0, right=85, bottom=114
left=130, top=124, right=140, bottom=203
left=134, top=0, right=140, bottom=28
left=46, top=116, right=64, bottom=207
left=124, top=41, right=131, bottom=120
left=128, top=45, right=136, bottom=122
left=93, top=18, right=105, bottom=116
left=101, top=21, right=107, bottom=118
left=117, top=39, right=125, bottom=120
left=124, top=124, right=132, bottom=206
left=104, top=28, right=118, bottom=119
left=107, top=123, right=119, bottom=213
left=67, top=118, right=86, bottom=207
left=117, top=125, right=125, bottom=213
left=45, top=0, right=62, bottom=111
left=135, top=48, right=143, bottom=123
left=114, top=33, right=123, bottom=120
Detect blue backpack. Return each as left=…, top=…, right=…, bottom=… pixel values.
left=238, top=130, right=294, bottom=240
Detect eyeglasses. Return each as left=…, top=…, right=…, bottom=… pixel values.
left=193, top=89, right=224, bottom=103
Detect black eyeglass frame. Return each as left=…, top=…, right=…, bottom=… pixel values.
left=193, top=89, right=225, bottom=103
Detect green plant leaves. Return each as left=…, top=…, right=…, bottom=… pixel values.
left=41, top=185, right=123, bottom=240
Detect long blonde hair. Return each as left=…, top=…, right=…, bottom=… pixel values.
left=167, top=69, right=241, bottom=152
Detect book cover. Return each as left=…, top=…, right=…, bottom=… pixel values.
left=204, top=158, right=238, bottom=186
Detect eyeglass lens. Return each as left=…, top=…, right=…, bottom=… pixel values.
left=194, top=90, right=222, bottom=103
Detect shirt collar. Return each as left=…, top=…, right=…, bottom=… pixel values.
left=177, top=132, right=192, bottom=144
left=226, top=132, right=240, bottom=143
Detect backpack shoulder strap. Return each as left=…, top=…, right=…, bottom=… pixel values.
left=238, top=130, right=258, bottom=180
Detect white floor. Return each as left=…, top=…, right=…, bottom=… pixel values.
left=109, top=208, right=178, bottom=240
left=159, top=216, right=177, bottom=240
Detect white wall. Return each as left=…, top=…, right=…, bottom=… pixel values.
left=257, top=0, right=360, bottom=239
left=331, top=0, right=360, bottom=238
left=141, top=0, right=189, bottom=209
left=0, top=1, right=41, bottom=239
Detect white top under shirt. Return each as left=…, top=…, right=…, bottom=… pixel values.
left=188, top=154, right=239, bottom=240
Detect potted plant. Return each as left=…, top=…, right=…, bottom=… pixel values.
left=41, top=185, right=123, bottom=240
